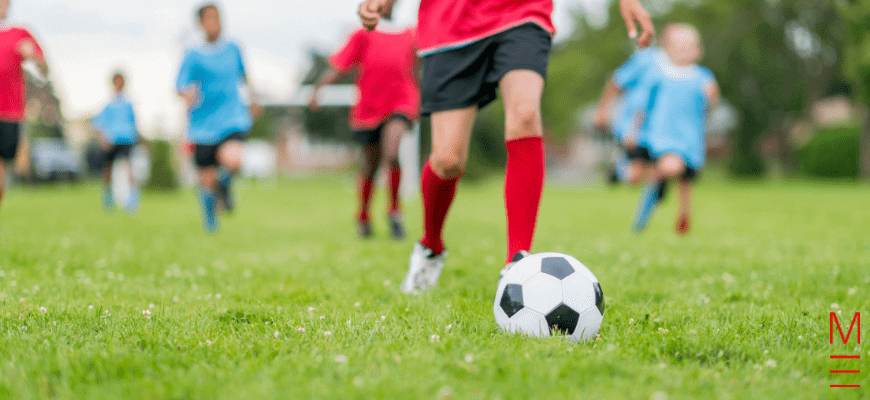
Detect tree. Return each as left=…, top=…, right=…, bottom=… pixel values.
left=839, top=0, right=870, bottom=178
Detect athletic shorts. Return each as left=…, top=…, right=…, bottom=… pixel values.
left=630, top=146, right=699, bottom=181
left=194, top=131, right=247, bottom=168
left=354, top=114, right=413, bottom=145
left=0, top=121, right=21, bottom=161
left=103, top=144, right=133, bottom=165
left=420, top=23, right=552, bottom=115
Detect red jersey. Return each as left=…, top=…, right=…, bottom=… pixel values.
left=330, top=26, right=420, bottom=130
left=0, top=25, right=44, bottom=122
left=417, top=0, right=555, bottom=56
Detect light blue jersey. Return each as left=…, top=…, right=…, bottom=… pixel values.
left=92, top=94, right=138, bottom=145
left=638, top=55, right=715, bottom=170
left=611, top=47, right=662, bottom=142
left=176, top=40, right=252, bottom=144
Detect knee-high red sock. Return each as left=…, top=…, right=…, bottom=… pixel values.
left=358, top=176, right=375, bottom=222
left=389, top=165, right=402, bottom=214
left=419, top=161, right=460, bottom=254
left=505, top=136, right=545, bottom=263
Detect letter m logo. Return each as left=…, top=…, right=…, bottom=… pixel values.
left=830, top=312, right=861, bottom=344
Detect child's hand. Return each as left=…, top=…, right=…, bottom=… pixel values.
left=180, top=86, right=199, bottom=110
left=359, top=0, right=391, bottom=31
left=619, top=0, right=655, bottom=48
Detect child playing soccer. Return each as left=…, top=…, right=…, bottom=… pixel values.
left=309, top=2, right=419, bottom=240
left=176, top=3, right=259, bottom=233
left=595, top=44, right=665, bottom=185
left=630, top=24, right=720, bottom=235
left=359, top=0, right=655, bottom=293
left=0, top=0, right=47, bottom=209
left=93, top=71, right=140, bottom=213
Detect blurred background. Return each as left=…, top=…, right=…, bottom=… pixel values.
left=7, top=0, right=869, bottom=191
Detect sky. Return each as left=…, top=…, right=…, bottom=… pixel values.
left=6, top=0, right=610, bottom=136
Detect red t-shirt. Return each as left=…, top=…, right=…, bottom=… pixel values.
left=417, top=0, right=555, bottom=56
left=329, top=26, right=420, bottom=130
left=0, top=25, right=44, bottom=122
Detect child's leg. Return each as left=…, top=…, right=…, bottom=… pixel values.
left=102, top=157, right=114, bottom=210
left=382, top=117, right=409, bottom=216
left=676, top=177, right=692, bottom=235
left=215, top=139, right=244, bottom=212
left=420, top=106, right=476, bottom=254
left=500, top=70, right=546, bottom=264
left=358, top=143, right=381, bottom=223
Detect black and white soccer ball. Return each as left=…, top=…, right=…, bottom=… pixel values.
left=494, top=252, right=605, bottom=342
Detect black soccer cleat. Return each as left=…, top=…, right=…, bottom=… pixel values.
left=388, top=212, right=406, bottom=240
left=357, top=220, right=373, bottom=239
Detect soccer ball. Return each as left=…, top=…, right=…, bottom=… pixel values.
left=494, top=252, right=605, bottom=342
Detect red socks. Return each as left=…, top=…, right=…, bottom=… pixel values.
left=357, top=177, right=375, bottom=222
left=419, top=161, right=460, bottom=254
left=389, top=166, right=401, bottom=214
left=505, top=136, right=545, bottom=263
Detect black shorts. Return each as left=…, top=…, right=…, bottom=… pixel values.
left=0, top=121, right=21, bottom=161
left=194, top=131, right=247, bottom=168
left=421, top=23, right=552, bottom=115
left=629, top=146, right=699, bottom=181
left=354, top=114, right=413, bottom=145
left=103, top=144, right=133, bottom=165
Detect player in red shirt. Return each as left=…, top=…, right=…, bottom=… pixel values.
left=359, top=0, right=655, bottom=294
left=309, top=2, right=419, bottom=240
left=0, top=0, right=47, bottom=209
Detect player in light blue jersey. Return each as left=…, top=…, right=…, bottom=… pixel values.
left=176, top=3, right=260, bottom=233
left=595, top=46, right=663, bottom=185
left=631, top=24, right=720, bottom=235
left=92, top=71, right=139, bottom=213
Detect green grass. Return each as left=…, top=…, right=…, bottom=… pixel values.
left=1, top=177, right=869, bottom=399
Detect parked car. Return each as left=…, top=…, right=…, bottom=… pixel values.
left=30, top=138, right=82, bottom=182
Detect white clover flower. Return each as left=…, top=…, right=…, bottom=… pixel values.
left=353, top=302, right=361, bottom=307
left=334, top=355, right=348, bottom=363
left=173, top=296, right=179, bottom=302
left=831, top=303, right=839, bottom=309
left=215, top=293, right=222, bottom=299
left=39, top=307, right=47, bottom=314
left=430, top=334, right=440, bottom=342
left=320, top=316, right=326, bottom=320
left=142, top=310, right=152, bottom=319
left=297, top=327, right=306, bottom=333
left=308, top=306, right=315, bottom=312
left=323, top=331, right=332, bottom=337
left=274, top=331, right=280, bottom=338
left=464, top=354, right=474, bottom=363
left=205, top=340, right=213, bottom=346
left=446, top=324, right=452, bottom=331
left=765, top=359, right=777, bottom=368
left=381, top=316, right=386, bottom=321
left=88, top=305, right=94, bottom=310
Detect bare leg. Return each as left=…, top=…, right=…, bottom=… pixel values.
left=216, top=141, right=243, bottom=174
left=358, top=142, right=381, bottom=227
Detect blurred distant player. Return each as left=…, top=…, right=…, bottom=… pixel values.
left=0, top=0, right=47, bottom=210
left=309, top=2, right=419, bottom=240
left=176, top=4, right=259, bottom=233
left=93, top=71, right=139, bottom=213
left=631, top=24, right=720, bottom=235
left=359, top=0, right=655, bottom=293
left=595, top=44, right=664, bottom=185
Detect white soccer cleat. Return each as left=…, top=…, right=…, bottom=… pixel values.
left=401, top=242, right=447, bottom=294
left=499, top=251, right=531, bottom=280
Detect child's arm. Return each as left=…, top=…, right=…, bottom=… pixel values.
left=308, top=68, right=346, bottom=111
left=594, top=79, right=622, bottom=129
left=705, top=81, right=720, bottom=110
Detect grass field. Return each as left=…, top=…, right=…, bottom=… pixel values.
left=1, top=176, right=869, bottom=399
